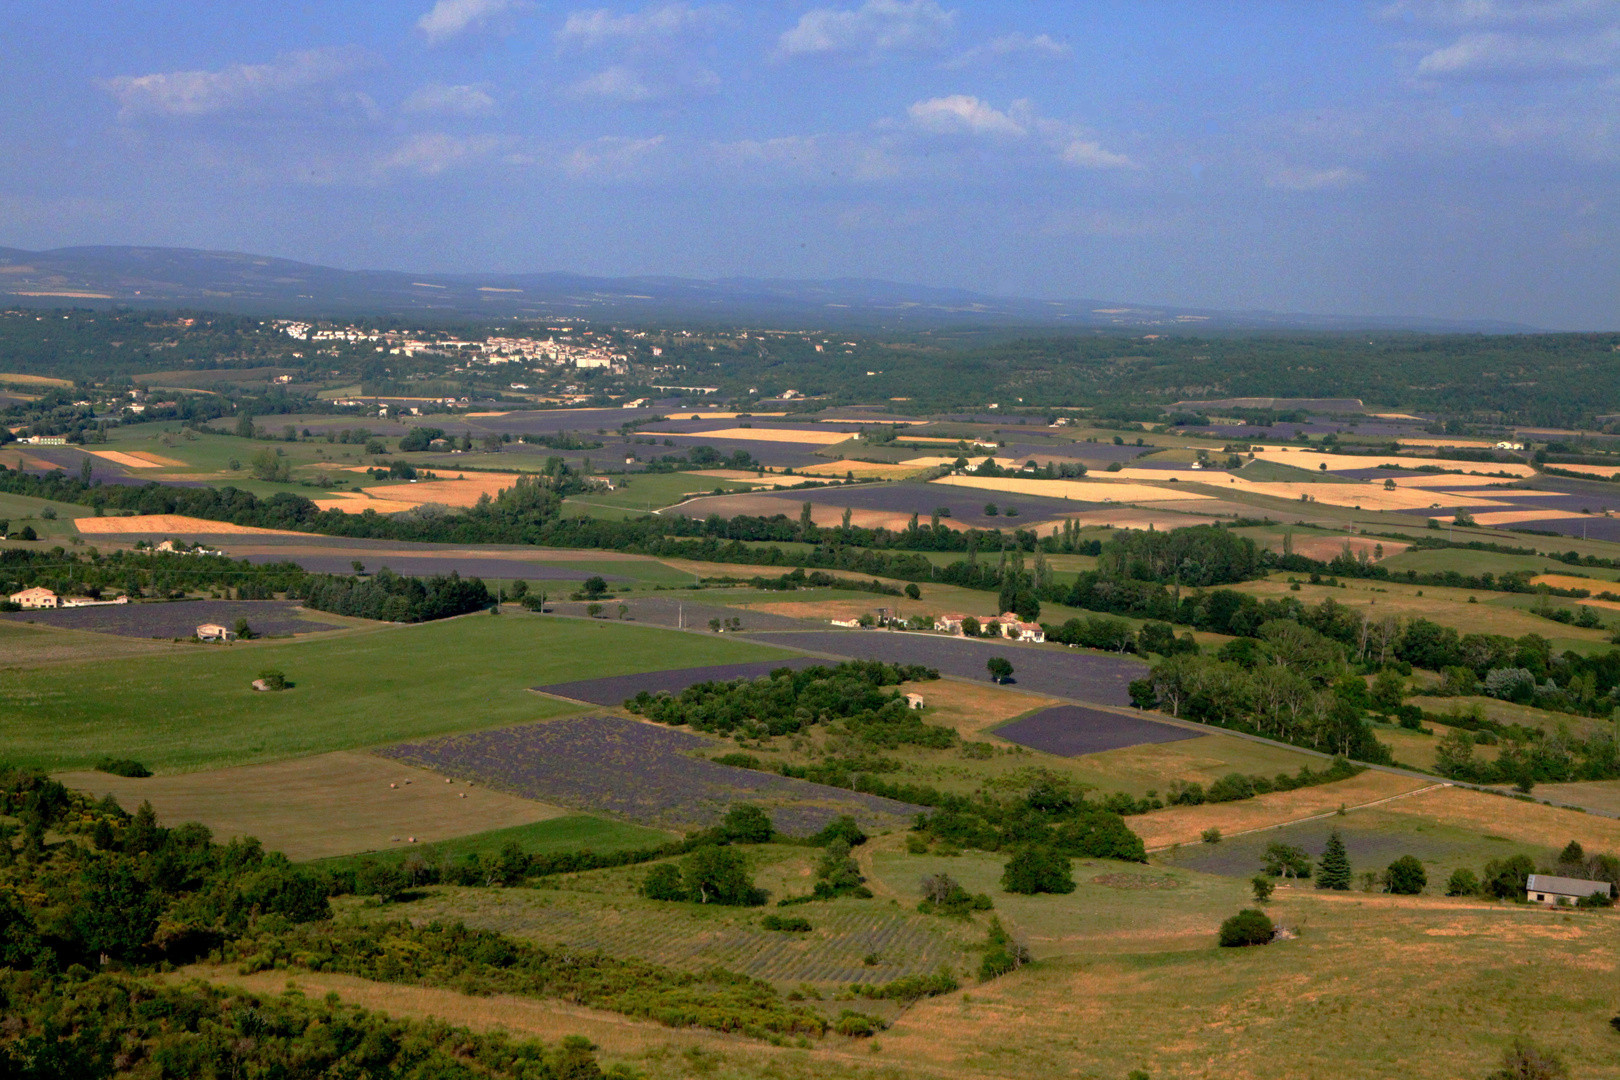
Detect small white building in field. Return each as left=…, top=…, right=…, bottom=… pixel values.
left=196, top=623, right=237, bottom=642
left=1526, top=874, right=1612, bottom=907
left=904, top=693, right=926, bottom=710
left=9, top=587, right=58, bottom=609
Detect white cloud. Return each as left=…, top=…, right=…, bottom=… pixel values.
left=377, top=132, right=504, bottom=175
left=404, top=83, right=497, bottom=115
left=569, top=64, right=718, bottom=101
left=778, top=0, right=955, bottom=57
left=417, top=0, right=522, bottom=43
left=1380, top=0, right=1616, bottom=27
left=1415, top=27, right=1620, bottom=74
left=101, top=47, right=366, bottom=117
left=558, top=3, right=723, bottom=48
left=571, top=65, right=656, bottom=100
left=907, top=95, right=1025, bottom=136
left=946, top=32, right=1070, bottom=67
left=1266, top=166, right=1366, bottom=190
left=564, top=134, right=666, bottom=177
left=1059, top=139, right=1135, bottom=170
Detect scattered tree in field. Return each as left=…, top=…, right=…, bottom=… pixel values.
left=987, top=656, right=1014, bottom=683
left=1001, top=846, right=1075, bottom=895
left=640, top=862, right=687, bottom=901
left=1251, top=875, right=1274, bottom=903
left=1483, top=854, right=1536, bottom=899
left=1201, top=827, right=1222, bottom=844
left=581, top=575, right=609, bottom=599
left=1217, top=908, right=1275, bottom=948
left=904, top=582, right=921, bottom=600
left=1264, top=843, right=1312, bottom=879
left=1385, top=855, right=1427, bottom=895
left=1317, top=831, right=1352, bottom=890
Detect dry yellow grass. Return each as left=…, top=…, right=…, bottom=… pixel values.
left=358, top=472, right=531, bottom=508
left=73, top=514, right=303, bottom=536
left=313, top=497, right=423, bottom=514
left=1544, top=462, right=1620, bottom=479
left=1463, top=508, right=1589, bottom=526
left=794, top=460, right=926, bottom=478
left=1247, top=445, right=1536, bottom=478
left=55, top=751, right=567, bottom=860
left=930, top=474, right=1216, bottom=503
left=686, top=427, right=851, bottom=445
left=1381, top=784, right=1620, bottom=850
left=1128, top=770, right=1437, bottom=849
left=0, top=372, right=73, bottom=387
left=902, top=678, right=1058, bottom=738
left=2, top=451, right=63, bottom=470
left=1054, top=508, right=1222, bottom=530
left=1532, top=573, right=1615, bottom=592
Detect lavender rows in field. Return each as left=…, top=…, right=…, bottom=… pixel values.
left=378, top=714, right=925, bottom=835
left=543, top=599, right=815, bottom=635
left=744, top=630, right=1147, bottom=707
left=0, top=599, right=337, bottom=638
left=994, top=705, right=1200, bottom=757
left=242, top=552, right=628, bottom=581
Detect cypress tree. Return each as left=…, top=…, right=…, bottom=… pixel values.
left=1317, top=830, right=1352, bottom=890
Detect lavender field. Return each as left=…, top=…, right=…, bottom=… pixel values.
left=377, top=715, right=925, bottom=834
left=0, top=599, right=339, bottom=638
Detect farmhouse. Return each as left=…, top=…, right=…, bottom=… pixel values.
left=196, top=623, right=238, bottom=642
left=8, top=587, right=58, bottom=609
left=933, top=614, right=967, bottom=634
left=1526, top=874, right=1613, bottom=907
left=996, top=613, right=1046, bottom=643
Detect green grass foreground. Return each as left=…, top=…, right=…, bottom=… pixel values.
left=0, top=612, right=794, bottom=773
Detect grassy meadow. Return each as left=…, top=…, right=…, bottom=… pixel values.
left=3, top=612, right=794, bottom=772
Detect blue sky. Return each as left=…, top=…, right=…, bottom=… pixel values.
left=0, top=0, right=1616, bottom=328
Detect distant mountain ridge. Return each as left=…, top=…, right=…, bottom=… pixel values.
left=0, top=245, right=1538, bottom=333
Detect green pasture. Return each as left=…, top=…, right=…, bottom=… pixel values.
left=564, top=470, right=765, bottom=514
left=308, top=814, right=676, bottom=871
left=1379, top=546, right=1620, bottom=581
left=0, top=612, right=795, bottom=774
left=0, top=490, right=93, bottom=541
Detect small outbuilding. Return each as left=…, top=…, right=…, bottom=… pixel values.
left=1526, top=873, right=1613, bottom=907
left=9, top=587, right=58, bottom=609
left=196, top=623, right=237, bottom=642
left=904, top=692, right=926, bottom=710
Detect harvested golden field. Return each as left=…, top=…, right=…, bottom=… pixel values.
left=360, top=472, right=530, bottom=507
left=794, top=460, right=926, bottom=478
left=84, top=448, right=180, bottom=468
left=1056, top=507, right=1221, bottom=530
left=1465, top=508, right=1588, bottom=526
left=0, top=372, right=72, bottom=386
left=1129, top=770, right=1439, bottom=850
left=1264, top=535, right=1410, bottom=561
left=1531, top=573, right=1616, bottom=592
left=686, top=427, right=851, bottom=444
left=55, top=751, right=568, bottom=860
left=1545, top=462, right=1620, bottom=478
left=313, top=496, right=422, bottom=514
left=931, top=474, right=1216, bottom=502
left=73, top=514, right=303, bottom=536
left=1526, top=779, right=1620, bottom=815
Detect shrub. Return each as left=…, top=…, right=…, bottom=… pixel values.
left=640, top=863, right=688, bottom=901
left=721, top=804, right=774, bottom=844
left=761, top=914, right=812, bottom=932
left=94, top=758, right=151, bottom=778
left=811, top=815, right=867, bottom=848
left=1385, top=855, right=1427, bottom=895
left=1218, top=908, right=1275, bottom=947
left=1201, top=827, right=1222, bottom=844
left=1001, top=846, right=1075, bottom=895
left=1486, top=1038, right=1568, bottom=1080
left=978, top=916, right=1031, bottom=980
left=834, top=1010, right=884, bottom=1037
left=256, top=669, right=287, bottom=691
left=354, top=860, right=408, bottom=903
left=1445, top=868, right=1480, bottom=897
left=1251, top=875, right=1274, bottom=903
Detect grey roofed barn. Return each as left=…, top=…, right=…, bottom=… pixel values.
left=1526, top=874, right=1612, bottom=905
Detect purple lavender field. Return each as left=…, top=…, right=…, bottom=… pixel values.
left=378, top=714, right=925, bottom=835
left=994, top=705, right=1201, bottom=757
